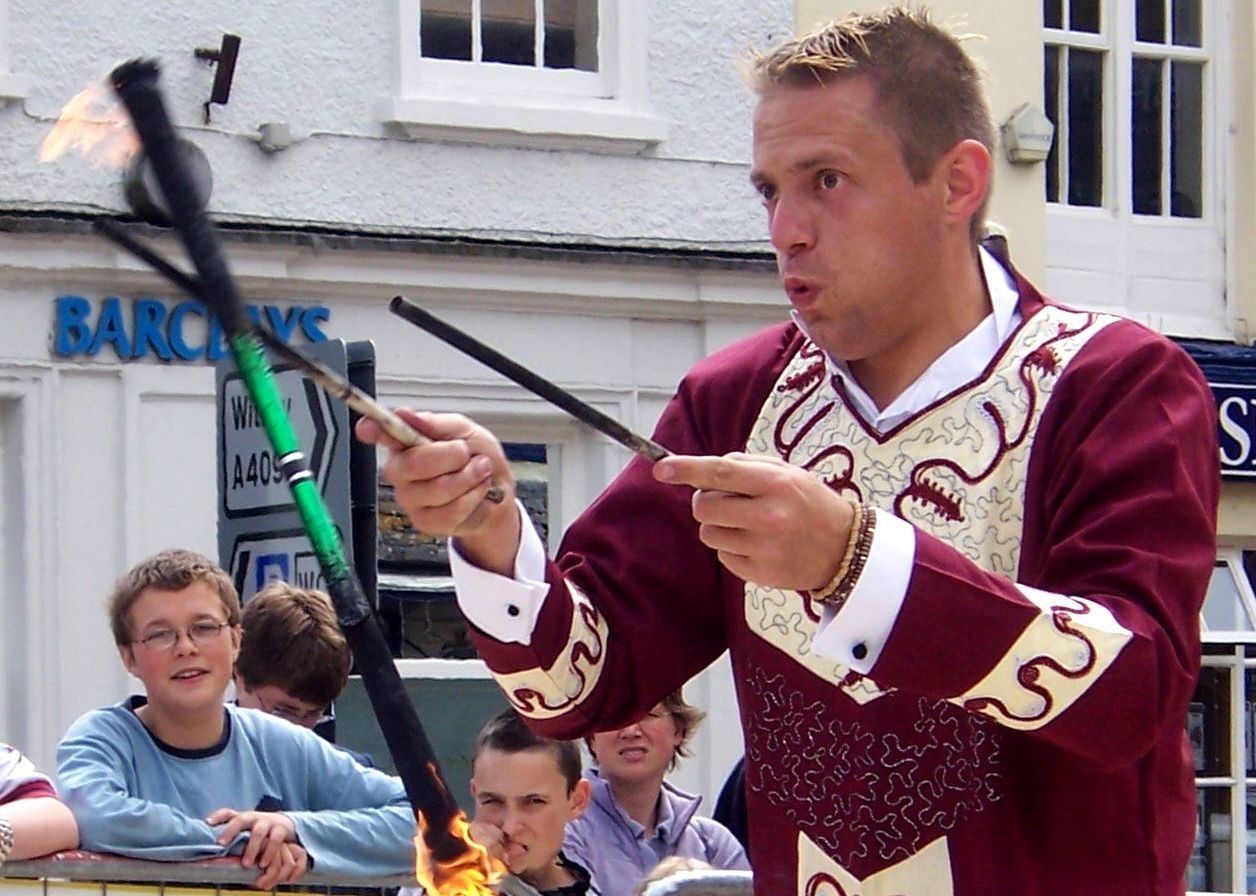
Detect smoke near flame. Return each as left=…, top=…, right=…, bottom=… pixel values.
left=414, top=808, right=508, bottom=896
left=39, top=79, right=139, bottom=168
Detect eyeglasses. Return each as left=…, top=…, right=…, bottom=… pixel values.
left=134, top=620, right=230, bottom=652
left=255, top=693, right=332, bottom=728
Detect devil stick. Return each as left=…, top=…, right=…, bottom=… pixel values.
left=108, top=60, right=467, bottom=863
left=390, top=296, right=672, bottom=462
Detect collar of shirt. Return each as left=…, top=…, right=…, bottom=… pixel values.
left=790, top=246, right=1023, bottom=434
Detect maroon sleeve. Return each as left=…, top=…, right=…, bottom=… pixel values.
left=469, top=324, right=802, bottom=737
left=0, top=778, right=59, bottom=804
left=869, top=322, right=1218, bottom=766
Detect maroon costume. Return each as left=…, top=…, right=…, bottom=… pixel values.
left=471, top=264, right=1218, bottom=895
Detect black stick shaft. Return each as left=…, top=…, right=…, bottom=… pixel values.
left=389, top=296, right=672, bottom=462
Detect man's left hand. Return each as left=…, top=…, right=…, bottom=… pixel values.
left=654, top=452, right=855, bottom=591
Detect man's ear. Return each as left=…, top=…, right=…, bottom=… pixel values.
left=939, top=138, right=992, bottom=232
left=569, top=778, right=591, bottom=819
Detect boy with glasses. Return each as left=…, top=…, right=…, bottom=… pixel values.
left=233, top=581, right=374, bottom=767
left=56, top=549, right=415, bottom=890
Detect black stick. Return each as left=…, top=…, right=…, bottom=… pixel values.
left=107, top=64, right=467, bottom=863
left=389, top=296, right=671, bottom=462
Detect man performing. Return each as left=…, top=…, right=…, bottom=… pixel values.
left=358, top=8, right=1219, bottom=895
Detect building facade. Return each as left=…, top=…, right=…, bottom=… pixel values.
left=0, top=0, right=799, bottom=807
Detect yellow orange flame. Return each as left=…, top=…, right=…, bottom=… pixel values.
left=39, top=80, right=139, bottom=168
left=414, top=808, right=508, bottom=896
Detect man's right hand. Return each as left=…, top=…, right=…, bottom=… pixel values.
left=354, top=409, right=522, bottom=576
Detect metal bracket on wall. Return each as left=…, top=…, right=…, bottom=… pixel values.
left=193, top=33, right=241, bottom=124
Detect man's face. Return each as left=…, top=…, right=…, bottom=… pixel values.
left=751, top=76, right=953, bottom=372
left=119, top=582, right=240, bottom=721
left=588, top=703, right=682, bottom=786
left=470, top=747, right=589, bottom=883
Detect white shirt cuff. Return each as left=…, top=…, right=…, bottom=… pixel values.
left=812, top=509, right=916, bottom=674
left=449, top=500, right=550, bottom=645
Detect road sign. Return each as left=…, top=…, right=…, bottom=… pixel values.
left=216, top=339, right=354, bottom=602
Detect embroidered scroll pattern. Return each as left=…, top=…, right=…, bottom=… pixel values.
left=798, top=830, right=955, bottom=896
left=745, top=669, right=1002, bottom=873
left=740, top=307, right=1117, bottom=686
left=954, top=586, right=1132, bottom=729
left=496, top=581, right=609, bottom=721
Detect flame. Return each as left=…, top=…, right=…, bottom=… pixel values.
left=39, top=80, right=139, bottom=168
left=414, top=808, right=508, bottom=896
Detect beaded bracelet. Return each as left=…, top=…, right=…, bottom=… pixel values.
left=806, top=503, right=877, bottom=612
left=0, top=815, right=14, bottom=865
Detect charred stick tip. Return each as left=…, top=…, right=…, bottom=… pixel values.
left=109, top=58, right=160, bottom=92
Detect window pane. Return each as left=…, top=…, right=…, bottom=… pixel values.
left=1069, top=0, right=1099, bottom=33
left=1136, top=0, right=1167, bottom=42
left=1044, top=0, right=1062, bottom=29
left=376, top=442, right=550, bottom=660
left=1173, top=0, right=1203, bottom=47
left=421, top=0, right=473, bottom=61
left=1193, top=666, right=1231, bottom=777
left=482, top=0, right=536, bottom=66
left=1170, top=61, right=1203, bottom=218
left=545, top=0, right=598, bottom=71
left=1195, top=787, right=1233, bottom=893
left=1045, top=45, right=1061, bottom=202
left=1067, top=48, right=1103, bottom=206
left=1131, top=57, right=1164, bottom=214
left=1203, top=563, right=1253, bottom=632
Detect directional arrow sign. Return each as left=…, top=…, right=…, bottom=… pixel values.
left=216, top=338, right=354, bottom=601
left=219, top=368, right=338, bottom=518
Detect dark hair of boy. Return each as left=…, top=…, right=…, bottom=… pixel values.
left=473, top=708, right=582, bottom=793
left=235, top=582, right=353, bottom=709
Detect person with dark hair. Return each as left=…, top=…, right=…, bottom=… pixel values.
left=233, top=581, right=374, bottom=767
left=0, top=743, right=78, bottom=862
left=57, top=549, right=415, bottom=889
left=359, top=7, right=1218, bottom=894
left=564, top=690, right=746, bottom=896
left=469, top=708, right=597, bottom=895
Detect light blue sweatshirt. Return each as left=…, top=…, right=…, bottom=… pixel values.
left=57, top=698, right=416, bottom=878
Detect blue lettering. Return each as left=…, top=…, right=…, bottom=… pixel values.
left=300, top=306, right=330, bottom=342
left=207, top=313, right=228, bottom=361
left=133, top=299, right=172, bottom=361
left=265, top=305, right=301, bottom=342
left=89, top=298, right=133, bottom=359
left=54, top=295, right=95, bottom=356
left=168, top=301, right=206, bottom=360
left=50, top=297, right=330, bottom=361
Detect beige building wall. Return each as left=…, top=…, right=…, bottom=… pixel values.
left=1232, top=4, right=1256, bottom=345
left=794, top=1, right=1048, bottom=281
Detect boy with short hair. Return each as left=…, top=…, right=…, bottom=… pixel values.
left=469, top=708, right=597, bottom=896
left=233, top=581, right=374, bottom=767
left=57, top=549, right=415, bottom=890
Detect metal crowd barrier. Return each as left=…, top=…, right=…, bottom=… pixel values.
left=637, top=871, right=754, bottom=896
left=0, top=851, right=413, bottom=894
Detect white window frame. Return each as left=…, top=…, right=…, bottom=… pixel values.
left=1043, top=0, right=1231, bottom=340
left=385, top=0, right=666, bottom=153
